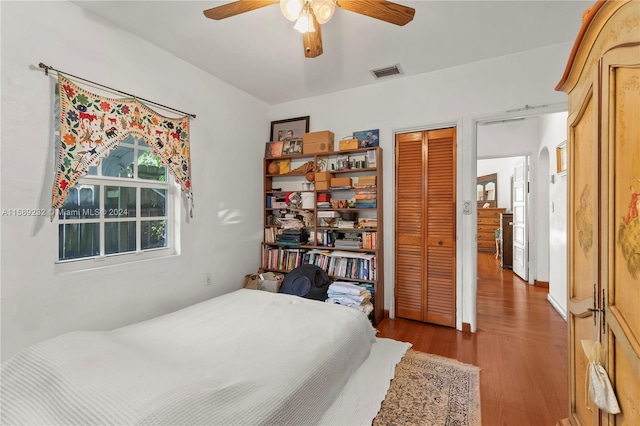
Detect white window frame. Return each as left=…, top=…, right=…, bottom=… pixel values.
left=54, top=140, right=178, bottom=273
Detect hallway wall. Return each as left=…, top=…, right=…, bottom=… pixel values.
left=538, top=112, right=568, bottom=319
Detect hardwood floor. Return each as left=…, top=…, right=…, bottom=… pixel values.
left=377, top=252, right=568, bottom=426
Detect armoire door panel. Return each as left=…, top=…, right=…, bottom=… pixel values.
left=606, top=50, right=640, bottom=354
left=611, top=335, right=640, bottom=424
left=602, top=46, right=640, bottom=426
left=567, top=69, right=599, bottom=426
left=570, top=314, right=600, bottom=425
left=569, top=87, right=598, bottom=303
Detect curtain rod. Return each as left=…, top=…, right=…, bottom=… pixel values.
left=38, top=62, right=196, bottom=119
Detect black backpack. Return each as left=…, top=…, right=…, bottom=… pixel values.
left=279, top=264, right=330, bottom=301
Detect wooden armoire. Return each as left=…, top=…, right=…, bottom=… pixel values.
left=395, top=128, right=456, bottom=327
left=556, top=1, right=639, bottom=424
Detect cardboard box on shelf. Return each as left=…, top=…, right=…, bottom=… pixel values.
left=316, top=181, right=330, bottom=191
left=303, top=131, right=334, bottom=154
left=357, top=175, right=376, bottom=186
left=315, top=171, right=334, bottom=182
left=331, top=177, right=352, bottom=188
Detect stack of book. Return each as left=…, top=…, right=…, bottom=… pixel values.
left=357, top=218, right=377, bottom=228
left=334, top=232, right=362, bottom=249
left=317, top=193, right=331, bottom=209
left=337, top=219, right=356, bottom=229
left=355, top=183, right=378, bottom=209
left=318, top=210, right=340, bottom=227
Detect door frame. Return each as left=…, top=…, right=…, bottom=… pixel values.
left=469, top=104, right=567, bottom=331
left=390, top=120, right=462, bottom=323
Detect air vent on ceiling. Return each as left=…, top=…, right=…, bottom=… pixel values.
left=370, top=64, right=402, bottom=79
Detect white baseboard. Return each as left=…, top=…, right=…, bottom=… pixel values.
left=547, top=293, right=567, bottom=321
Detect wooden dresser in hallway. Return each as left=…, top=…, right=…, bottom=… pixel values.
left=378, top=252, right=567, bottom=425
left=477, top=207, right=505, bottom=253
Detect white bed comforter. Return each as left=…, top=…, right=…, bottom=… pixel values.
left=1, top=289, right=377, bottom=425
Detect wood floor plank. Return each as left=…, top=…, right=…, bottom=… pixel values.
left=377, top=252, right=567, bottom=425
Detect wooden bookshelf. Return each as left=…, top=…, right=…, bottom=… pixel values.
left=262, top=146, right=384, bottom=324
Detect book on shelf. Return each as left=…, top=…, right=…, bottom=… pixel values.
left=357, top=218, right=377, bottom=228
left=279, top=159, right=291, bottom=174
left=263, top=247, right=377, bottom=281
left=337, top=220, right=356, bottom=228
left=334, top=240, right=363, bottom=249
left=317, top=211, right=341, bottom=218
left=360, top=231, right=377, bottom=249
left=355, top=202, right=377, bottom=208
left=355, top=193, right=377, bottom=200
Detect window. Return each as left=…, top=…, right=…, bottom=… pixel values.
left=57, top=135, right=174, bottom=265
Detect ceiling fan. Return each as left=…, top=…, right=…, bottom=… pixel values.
left=203, top=0, right=415, bottom=58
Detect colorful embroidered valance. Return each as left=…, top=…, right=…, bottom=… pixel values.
left=52, top=74, right=193, bottom=219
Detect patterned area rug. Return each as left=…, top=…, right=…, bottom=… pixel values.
left=373, top=349, right=481, bottom=426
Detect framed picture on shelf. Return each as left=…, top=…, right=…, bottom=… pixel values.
left=556, top=141, right=567, bottom=174
left=270, top=116, right=310, bottom=142
left=282, top=138, right=303, bottom=155
left=265, top=141, right=284, bottom=158
left=353, top=129, right=379, bottom=148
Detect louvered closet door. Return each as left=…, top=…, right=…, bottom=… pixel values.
left=395, top=128, right=456, bottom=326
left=425, top=128, right=456, bottom=326
left=395, top=132, right=425, bottom=321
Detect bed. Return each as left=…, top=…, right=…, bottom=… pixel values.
left=1, top=289, right=409, bottom=425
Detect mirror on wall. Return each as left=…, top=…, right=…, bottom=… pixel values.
left=477, top=173, right=497, bottom=208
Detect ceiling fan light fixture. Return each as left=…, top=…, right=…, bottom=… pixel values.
left=294, top=7, right=315, bottom=33
left=311, top=0, right=335, bottom=24
left=280, top=0, right=304, bottom=21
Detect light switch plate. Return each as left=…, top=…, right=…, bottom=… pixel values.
left=463, top=200, right=473, bottom=215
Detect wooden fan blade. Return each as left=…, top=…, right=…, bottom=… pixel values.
left=303, top=13, right=323, bottom=58
left=335, top=0, right=415, bottom=26
left=203, top=0, right=278, bottom=20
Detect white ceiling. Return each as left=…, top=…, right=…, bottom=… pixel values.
left=72, top=1, right=592, bottom=105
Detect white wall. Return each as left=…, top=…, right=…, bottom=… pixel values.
left=0, top=1, right=269, bottom=360
left=477, top=156, right=525, bottom=211
left=538, top=112, right=568, bottom=319
left=269, top=43, right=573, bottom=329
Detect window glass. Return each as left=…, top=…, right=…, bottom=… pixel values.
left=105, top=186, right=136, bottom=218
left=138, top=151, right=166, bottom=181
left=59, top=184, right=100, bottom=220
left=141, top=188, right=166, bottom=217
left=142, top=220, right=167, bottom=250
left=105, top=222, right=136, bottom=255
left=59, top=223, right=100, bottom=260
left=101, top=145, right=134, bottom=178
